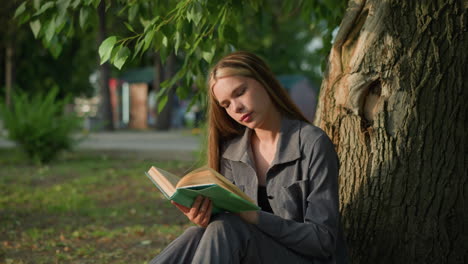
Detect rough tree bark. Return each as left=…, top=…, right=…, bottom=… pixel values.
left=314, top=0, right=467, bottom=263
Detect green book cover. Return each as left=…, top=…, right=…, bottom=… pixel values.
left=145, top=167, right=260, bottom=214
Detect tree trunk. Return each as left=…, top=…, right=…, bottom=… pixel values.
left=97, top=1, right=114, bottom=130
left=155, top=53, right=175, bottom=130
left=5, top=39, right=13, bottom=107
left=153, top=53, right=162, bottom=128
left=314, top=0, right=467, bottom=263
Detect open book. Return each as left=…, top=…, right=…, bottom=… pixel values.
left=145, top=166, right=260, bottom=214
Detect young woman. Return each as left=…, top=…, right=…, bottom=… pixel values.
left=149, top=51, right=348, bottom=263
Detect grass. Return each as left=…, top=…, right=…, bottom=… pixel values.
left=0, top=148, right=196, bottom=264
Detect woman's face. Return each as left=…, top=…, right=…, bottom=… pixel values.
left=212, top=75, right=277, bottom=129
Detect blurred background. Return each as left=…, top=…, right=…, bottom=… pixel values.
left=0, top=0, right=345, bottom=135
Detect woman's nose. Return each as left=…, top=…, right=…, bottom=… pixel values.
left=233, top=101, right=244, bottom=113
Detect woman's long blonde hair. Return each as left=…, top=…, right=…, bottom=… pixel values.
left=207, top=51, right=309, bottom=171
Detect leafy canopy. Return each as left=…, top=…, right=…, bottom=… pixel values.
left=14, top=0, right=346, bottom=109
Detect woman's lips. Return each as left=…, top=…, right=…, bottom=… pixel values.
left=240, top=113, right=252, bottom=122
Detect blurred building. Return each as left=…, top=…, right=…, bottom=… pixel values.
left=278, top=75, right=318, bottom=123
left=117, top=67, right=155, bottom=130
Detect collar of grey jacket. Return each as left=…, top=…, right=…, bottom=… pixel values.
left=222, top=116, right=302, bottom=167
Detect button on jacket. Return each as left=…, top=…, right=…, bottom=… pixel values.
left=220, top=117, right=348, bottom=263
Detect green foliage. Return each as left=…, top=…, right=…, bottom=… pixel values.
left=0, top=87, right=83, bottom=163
left=1, top=0, right=97, bottom=98
left=98, top=36, right=117, bottom=64
left=13, top=0, right=348, bottom=110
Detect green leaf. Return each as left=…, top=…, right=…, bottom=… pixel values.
left=128, top=4, right=138, bottom=22
left=156, top=85, right=168, bottom=101
left=186, top=34, right=203, bottom=56
left=152, top=31, right=164, bottom=51
left=49, top=39, right=63, bottom=58
left=45, top=18, right=56, bottom=43
left=157, top=95, right=168, bottom=113
left=218, top=9, right=227, bottom=40
left=105, top=0, right=111, bottom=11
left=57, top=0, right=71, bottom=13
left=174, top=32, right=181, bottom=55
left=143, top=31, right=154, bottom=52
left=176, top=86, right=190, bottom=100
left=192, top=3, right=203, bottom=26
left=79, top=8, right=89, bottom=29
left=186, top=5, right=193, bottom=23
left=140, top=18, right=151, bottom=30
left=202, top=45, right=215, bottom=63
left=124, top=22, right=136, bottom=33
left=185, top=70, right=194, bottom=87
left=161, top=67, right=186, bottom=89
left=18, top=13, right=32, bottom=25
left=176, top=17, right=184, bottom=31
left=98, top=36, right=117, bottom=65
left=159, top=45, right=169, bottom=64
left=71, top=0, right=80, bottom=9
left=55, top=13, right=67, bottom=33
left=30, top=20, right=42, bottom=38
left=93, top=0, right=101, bottom=8
left=162, top=35, right=168, bottom=47
left=33, top=0, right=42, bottom=10
left=113, top=46, right=130, bottom=70
left=160, top=79, right=170, bottom=89
left=133, top=38, right=145, bottom=59
left=34, top=2, right=55, bottom=16
left=14, top=2, right=27, bottom=19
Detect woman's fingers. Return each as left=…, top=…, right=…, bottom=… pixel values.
left=189, top=196, right=204, bottom=216
left=172, top=201, right=190, bottom=214
left=173, top=196, right=213, bottom=227
left=196, top=198, right=209, bottom=218
left=200, top=200, right=213, bottom=227
left=184, top=196, right=207, bottom=224
left=194, top=198, right=212, bottom=227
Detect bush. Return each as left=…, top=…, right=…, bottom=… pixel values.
left=0, top=87, right=83, bottom=163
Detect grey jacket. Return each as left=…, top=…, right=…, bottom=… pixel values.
left=220, top=117, right=348, bottom=263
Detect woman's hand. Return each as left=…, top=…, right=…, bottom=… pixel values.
left=172, top=196, right=213, bottom=228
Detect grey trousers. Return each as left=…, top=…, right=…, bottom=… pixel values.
left=149, top=213, right=312, bottom=264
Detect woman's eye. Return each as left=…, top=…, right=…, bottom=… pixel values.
left=236, top=87, right=246, bottom=96
left=222, top=103, right=230, bottom=109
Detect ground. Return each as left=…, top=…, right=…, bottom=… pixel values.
left=0, top=149, right=195, bottom=264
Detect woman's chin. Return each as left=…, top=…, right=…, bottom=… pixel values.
left=243, top=120, right=261, bottom=130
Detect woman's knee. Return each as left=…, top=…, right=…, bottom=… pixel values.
left=182, top=226, right=205, bottom=239
left=205, top=213, right=249, bottom=237
left=149, top=226, right=205, bottom=264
